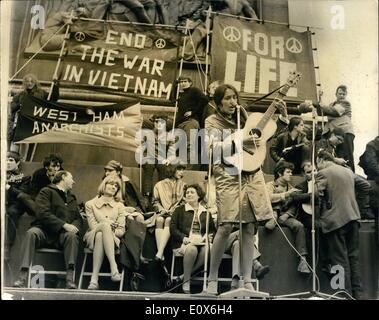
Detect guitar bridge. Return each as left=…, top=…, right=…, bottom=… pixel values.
left=243, top=146, right=255, bottom=156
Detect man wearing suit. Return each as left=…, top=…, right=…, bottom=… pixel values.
left=14, top=171, right=82, bottom=289
left=315, top=152, right=370, bottom=299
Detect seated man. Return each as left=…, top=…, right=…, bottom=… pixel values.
left=29, top=153, right=64, bottom=200
left=291, top=161, right=318, bottom=229
left=5, top=152, right=32, bottom=260
left=6, top=153, right=64, bottom=230
left=270, top=116, right=310, bottom=174
left=265, top=161, right=311, bottom=274
left=316, top=128, right=348, bottom=167
left=13, top=171, right=82, bottom=289
left=226, top=229, right=270, bottom=289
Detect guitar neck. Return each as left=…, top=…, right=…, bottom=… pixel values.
left=256, top=87, right=289, bottom=130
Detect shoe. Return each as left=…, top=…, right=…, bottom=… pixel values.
left=352, top=290, right=363, bottom=300
left=111, top=272, right=122, bottom=282
left=66, top=280, right=77, bottom=289
left=13, top=270, right=28, bottom=288
left=66, top=269, right=77, bottom=289
left=297, top=257, right=311, bottom=274
left=173, top=274, right=184, bottom=284
left=206, top=280, right=218, bottom=295
left=182, top=281, right=190, bottom=294
left=14, top=278, right=27, bottom=288
left=255, top=265, right=270, bottom=280
left=140, top=256, right=152, bottom=264
left=154, top=255, right=165, bottom=263
left=265, top=219, right=276, bottom=231
left=87, top=281, right=99, bottom=290
left=230, top=276, right=239, bottom=290
left=244, top=281, right=255, bottom=291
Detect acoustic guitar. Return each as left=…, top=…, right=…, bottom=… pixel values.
left=225, top=71, right=302, bottom=172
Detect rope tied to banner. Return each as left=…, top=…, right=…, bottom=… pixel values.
left=9, top=22, right=69, bottom=81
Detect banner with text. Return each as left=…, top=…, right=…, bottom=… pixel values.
left=210, top=16, right=317, bottom=101
left=26, top=20, right=182, bottom=100
left=14, top=95, right=142, bottom=152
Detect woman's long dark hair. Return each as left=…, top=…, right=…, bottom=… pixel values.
left=213, top=84, right=240, bottom=108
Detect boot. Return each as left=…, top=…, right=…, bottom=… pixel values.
left=230, top=276, right=239, bottom=290
left=65, top=269, right=77, bottom=289
left=14, top=269, right=28, bottom=288
left=255, top=264, right=270, bottom=280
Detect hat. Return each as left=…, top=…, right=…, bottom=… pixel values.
left=104, top=160, right=123, bottom=173
left=7, top=151, right=21, bottom=162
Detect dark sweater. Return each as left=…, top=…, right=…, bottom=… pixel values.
left=170, top=204, right=216, bottom=249
left=176, top=87, right=208, bottom=125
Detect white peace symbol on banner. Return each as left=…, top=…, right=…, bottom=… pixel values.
left=223, top=26, right=241, bottom=42
left=155, top=38, right=166, bottom=49
left=74, top=32, right=86, bottom=42
left=286, top=37, right=302, bottom=53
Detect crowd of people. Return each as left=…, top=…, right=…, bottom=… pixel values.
left=6, top=72, right=378, bottom=299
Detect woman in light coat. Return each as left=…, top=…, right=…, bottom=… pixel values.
left=84, top=175, right=126, bottom=290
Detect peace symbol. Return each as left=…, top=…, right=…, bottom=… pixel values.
left=155, top=38, right=166, bottom=49
left=74, top=31, right=86, bottom=42
left=223, top=26, right=241, bottom=42
left=286, top=37, right=302, bottom=53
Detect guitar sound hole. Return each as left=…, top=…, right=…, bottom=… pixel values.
left=249, top=128, right=262, bottom=140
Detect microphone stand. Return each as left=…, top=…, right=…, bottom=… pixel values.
left=275, top=106, right=344, bottom=300
left=219, top=105, right=269, bottom=299
left=201, top=136, right=214, bottom=293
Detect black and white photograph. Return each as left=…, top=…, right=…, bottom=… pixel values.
left=1, top=0, right=378, bottom=304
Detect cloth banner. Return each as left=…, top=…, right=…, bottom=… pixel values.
left=14, top=95, right=142, bottom=152
left=210, top=16, right=317, bottom=101
left=25, top=17, right=182, bottom=100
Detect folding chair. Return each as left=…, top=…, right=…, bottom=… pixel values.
left=78, top=248, right=125, bottom=291
left=27, top=248, right=75, bottom=288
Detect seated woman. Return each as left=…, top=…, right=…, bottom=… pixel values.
left=152, top=164, right=186, bottom=261
left=103, top=160, right=145, bottom=223
left=84, top=175, right=127, bottom=290
left=170, top=184, right=216, bottom=294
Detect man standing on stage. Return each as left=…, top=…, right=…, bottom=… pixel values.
left=316, top=85, right=355, bottom=171
left=315, top=151, right=370, bottom=299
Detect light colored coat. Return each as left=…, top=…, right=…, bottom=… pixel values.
left=205, top=109, right=273, bottom=223
left=83, top=196, right=126, bottom=249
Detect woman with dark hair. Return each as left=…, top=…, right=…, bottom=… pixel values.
left=170, top=184, right=216, bottom=293
left=152, top=164, right=186, bottom=261
left=84, top=175, right=126, bottom=290
left=204, top=84, right=274, bottom=295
